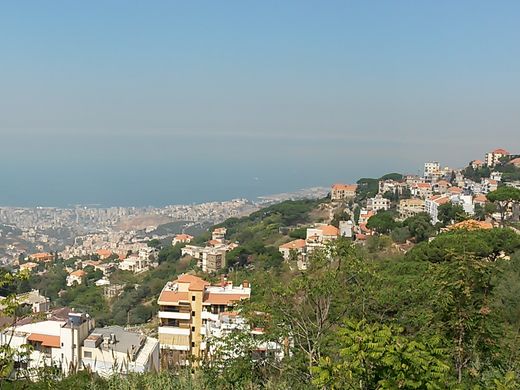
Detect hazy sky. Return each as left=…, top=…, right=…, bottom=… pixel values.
left=1, top=1, right=519, bottom=206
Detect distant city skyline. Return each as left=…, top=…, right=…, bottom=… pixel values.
left=1, top=2, right=519, bottom=206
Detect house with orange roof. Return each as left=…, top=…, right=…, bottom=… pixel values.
left=95, top=249, right=113, bottom=260
left=471, top=160, right=484, bottom=169
left=66, top=269, right=86, bottom=287
left=157, top=274, right=251, bottom=365
left=447, top=186, right=463, bottom=196
left=509, top=157, right=520, bottom=168
left=212, top=227, right=227, bottom=242
left=434, top=180, right=451, bottom=194
left=358, top=209, right=375, bottom=224
left=29, top=252, right=53, bottom=262
left=485, top=148, right=509, bottom=167
left=446, top=219, right=493, bottom=231
left=411, top=183, right=433, bottom=199
left=473, top=194, right=488, bottom=206
left=278, top=239, right=306, bottom=261
left=172, top=234, right=194, bottom=246
left=331, top=183, right=358, bottom=201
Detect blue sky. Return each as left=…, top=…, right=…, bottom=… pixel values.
left=0, top=1, right=519, bottom=206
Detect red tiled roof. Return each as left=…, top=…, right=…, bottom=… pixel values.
left=332, top=183, right=358, bottom=191
left=447, top=219, right=493, bottom=231
left=203, top=293, right=249, bottom=305
left=319, top=225, right=339, bottom=236
left=158, top=291, right=189, bottom=303
left=492, top=148, right=509, bottom=155
left=176, top=274, right=210, bottom=291
left=508, top=157, right=520, bottom=166
left=27, top=333, right=61, bottom=348
left=279, top=239, right=306, bottom=250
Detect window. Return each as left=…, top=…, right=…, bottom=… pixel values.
left=192, top=296, right=195, bottom=301
left=191, top=342, right=195, bottom=347
left=191, top=326, right=195, bottom=332
left=191, top=311, right=195, bottom=317
left=84, top=351, right=92, bottom=358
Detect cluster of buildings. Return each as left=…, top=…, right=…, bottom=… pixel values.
left=279, top=224, right=346, bottom=270
left=180, top=228, right=238, bottom=273
left=0, top=309, right=160, bottom=379
left=330, top=148, right=518, bottom=228
left=1, top=272, right=281, bottom=378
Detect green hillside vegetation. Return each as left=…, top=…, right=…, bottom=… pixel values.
left=4, top=196, right=520, bottom=388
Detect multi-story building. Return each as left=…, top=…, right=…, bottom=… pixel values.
left=212, top=228, right=227, bottom=243
left=397, top=199, right=425, bottom=220
left=119, top=255, right=151, bottom=273
left=424, top=162, right=441, bottom=180
left=378, top=180, right=408, bottom=196
left=411, top=183, right=433, bottom=199
left=0, top=311, right=95, bottom=377
left=485, top=148, right=509, bottom=167
left=425, top=195, right=450, bottom=224
left=330, top=184, right=358, bottom=201
left=366, top=194, right=390, bottom=212
left=157, top=274, right=251, bottom=366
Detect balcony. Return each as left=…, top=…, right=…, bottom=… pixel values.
left=158, top=326, right=191, bottom=336
left=158, top=311, right=191, bottom=320
left=201, top=311, right=219, bottom=322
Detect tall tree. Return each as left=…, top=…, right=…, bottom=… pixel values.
left=487, top=187, right=520, bottom=227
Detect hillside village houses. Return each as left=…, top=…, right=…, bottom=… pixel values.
left=0, top=310, right=159, bottom=378
left=181, top=228, right=238, bottom=273
left=326, top=147, right=517, bottom=232
left=278, top=224, right=340, bottom=270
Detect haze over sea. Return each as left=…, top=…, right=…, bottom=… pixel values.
left=1, top=1, right=519, bottom=207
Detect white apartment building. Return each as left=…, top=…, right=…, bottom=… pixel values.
left=366, top=194, right=390, bottom=212
left=0, top=312, right=95, bottom=378
left=119, top=255, right=151, bottom=273
left=425, top=195, right=450, bottom=224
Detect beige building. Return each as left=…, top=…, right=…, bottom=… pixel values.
left=398, top=199, right=425, bottom=219
left=157, top=274, right=251, bottom=366
left=331, top=184, right=358, bottom=201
